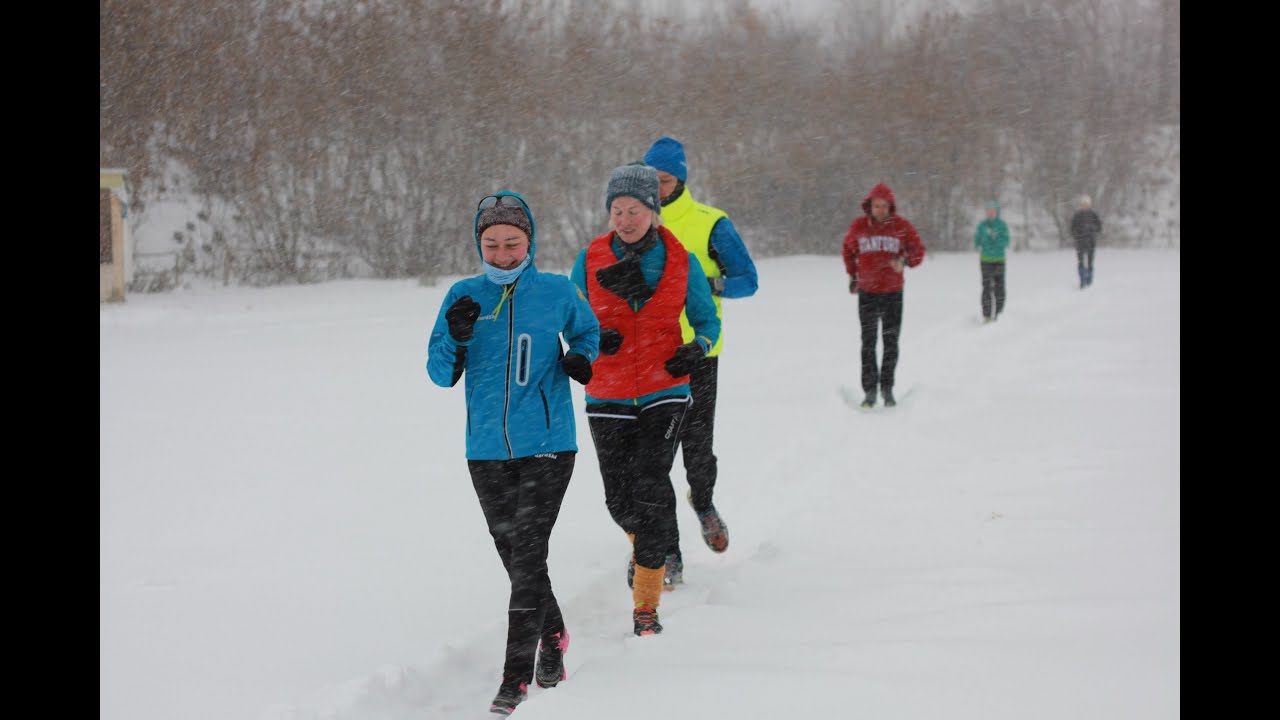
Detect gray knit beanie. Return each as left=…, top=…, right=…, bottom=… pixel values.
left=476, top=204, right=532, bottom=240
left=605, top=164, right=661, bottom=214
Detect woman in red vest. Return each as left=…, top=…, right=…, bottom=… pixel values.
left=570, top=163, right=721, bottom=636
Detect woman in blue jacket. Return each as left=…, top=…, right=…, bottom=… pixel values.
left=426, top=190, right=599, bottom=716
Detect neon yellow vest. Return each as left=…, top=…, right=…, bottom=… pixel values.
left=663, top=189, right=728, bottom=357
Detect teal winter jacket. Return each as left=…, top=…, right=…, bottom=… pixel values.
left=974, top=203, right=1010, bottom=262
left=427, top=191, right=600, bottom=460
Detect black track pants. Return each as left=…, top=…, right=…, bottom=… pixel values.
left=587, top=396, right=689, bottom=569
left=678, top=355, right=719, bottom=512
left=980, top=261, right=1006, bottom=318
left=858, top=290, right=904, bottom=394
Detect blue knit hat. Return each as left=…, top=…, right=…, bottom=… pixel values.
left=605, top=164, right=661, bottom=213
left=643, top=137, right=688, bottom=182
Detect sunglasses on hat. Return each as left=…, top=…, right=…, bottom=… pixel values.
left=477, top=195, right=526, bottom=211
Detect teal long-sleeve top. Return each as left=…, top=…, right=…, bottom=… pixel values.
left=974, top=217, right=1010, bottom=262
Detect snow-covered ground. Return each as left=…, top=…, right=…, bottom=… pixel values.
left=100, top=248, right=1179, bottom=719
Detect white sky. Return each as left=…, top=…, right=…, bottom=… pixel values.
left=100, top=248, right=1179, bottom=719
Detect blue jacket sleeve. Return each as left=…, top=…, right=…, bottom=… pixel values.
left=708, top=217, right=758, bottom=299
left=426, top=286, right=471, bottom=387
left=684, top=256, right=721, bottom=353
left=561, top=280, right=600, bottom=362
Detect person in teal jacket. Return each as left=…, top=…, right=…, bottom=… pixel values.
left=426, top=190, right=599, bottom=715
left=975, top=199, right=1010, bottom=322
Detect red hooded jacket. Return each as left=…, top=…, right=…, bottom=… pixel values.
left=841, top=183, right=926, bottom=294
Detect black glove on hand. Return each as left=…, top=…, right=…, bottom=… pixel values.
left=708, top=277, right=725, bottom=296
left=848, top=276, right=858, bottom=294
left=599, top=327, right=624, bottom=355
left=561, top=352, right=593, bottom=385
left=665, top=341, right=704, bottom=378
left=595, top=255, right=654, bottom=305
left=445, top=295, right=482, bottom=342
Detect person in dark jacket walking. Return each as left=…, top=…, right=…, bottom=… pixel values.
left=841, top=182, right=926, bottom=408
left=642, top=137, right=759, bottom=589
left=1070, top=194, right=1102, bottom=288
left=975, top=199, right=1010, bottom=321
left=427, top=190, right=600, bottom=716
left=570, top=164, right=720, bottom=637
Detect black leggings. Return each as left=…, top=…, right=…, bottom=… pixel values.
left=980, top=261, right=1006, bottom=318
left=468, top=452, right=575, bottom=683
left=858, top=290, right=904, bottom=394
left=587, top=396, right=689, bottom=570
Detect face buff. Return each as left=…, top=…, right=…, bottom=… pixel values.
left=482, top=254, right=531, bottom=286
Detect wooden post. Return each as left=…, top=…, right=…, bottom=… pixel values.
left=100, top=190, right=126, bottom=302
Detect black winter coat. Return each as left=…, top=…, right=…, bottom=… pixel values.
left=1070, top=209, right=1102, bottom=244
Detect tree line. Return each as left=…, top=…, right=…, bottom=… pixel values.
left=100, top=0, right=1179, bottom=287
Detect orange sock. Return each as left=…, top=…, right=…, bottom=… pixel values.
left=632, top=563, right=664, bottom=608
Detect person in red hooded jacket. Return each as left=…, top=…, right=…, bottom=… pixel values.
left=841, top=182, right=926, bottom=408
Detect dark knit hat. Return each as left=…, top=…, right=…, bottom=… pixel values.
left=476, top=201, right=532, bottom=241
left=605, top=164, right=661, bottom=214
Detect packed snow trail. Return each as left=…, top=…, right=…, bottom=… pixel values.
left=100, top=250, right=1179, bottom=720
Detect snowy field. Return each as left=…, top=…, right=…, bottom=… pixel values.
left=100, top=248, right=1179, bottom=720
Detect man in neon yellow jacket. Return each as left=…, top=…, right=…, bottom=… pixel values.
left=642, top=137, right=759, bottom=588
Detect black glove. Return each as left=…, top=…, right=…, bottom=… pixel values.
left=665, top=341, right=704, bottom=378
left=445, top=295, right=481, bottom=342
left=599, top=327, right=624, bottom=355
left=561, top=352, right=592, bottom=385
left=708, top=277, right=725, bottom=296
left=595, top=255, right=654, bottom=305
left=848, top=276, right=858, bottom=294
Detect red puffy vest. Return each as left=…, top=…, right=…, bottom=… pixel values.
left=585, top=226, right=690, bottom=400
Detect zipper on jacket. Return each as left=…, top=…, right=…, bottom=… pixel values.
left=539, top=386, right=549, bottom=429
left=502, top=285, right=515, bottom=459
